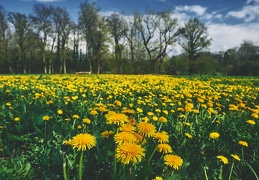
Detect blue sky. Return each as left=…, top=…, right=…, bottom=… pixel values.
left=1, top=0, right=259, bottom=53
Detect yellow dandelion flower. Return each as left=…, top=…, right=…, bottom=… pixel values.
left=251, top=113, right=258, bottom=118
left=71, top=133, right=96, bottom=151
left=136, top=108, right=143, bottom=113
left=57, top=110, right=63, bottom=115
left=137, top=122, right=156, bottom=137
left=162, top=110, right=168, bottom=115
left=246, top=120, right=256, bottom=125
left=6, top=102, right=11, bottom=106
left=65, top=117, right=70, bottom=121
left=157, top=144, right=173, bottom=154
left=238, top=140, right=248, bottom=147
left=142, top=116, right=149, bottom=122
left=14, top=117, right=20, bottom=122
left=72, top=114, right=80, bottom=119
left=114, top=132, right=137, bottom=144
left=217, top=155, right=228, bottom=164
left=164, top=154, right=183, bottom=170
left=231, top=154, right=241, bottom=161
left=159, top=116, right=167, bottom=123
left=185, top=133, right=192, bottom=139
left=106, top=112, right=129, bottom=126
left=152, top=116, right=158, bottom=121
left=119, top=124, right=136, bottom=132
left=184, top=122, right=190, bottom=126
left=154, top=176, right=163, bottom=180
left=147, top=112, right=154, bottom=116
left=42, top=115, right=50, bottom=121
left=63, top=139, right=72, bottom=146
left=83, top=118, right=91, bottom=124
left=209, top=132, right=220, bottom=139
left=115, top=143, right=145, bottom=165
left=90, top=110, right=98, bottom=115
left=154, top=131, right=169, bottom=143
left=101, top=130, right=114, bottom=138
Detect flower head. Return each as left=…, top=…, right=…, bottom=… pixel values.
left=217, top=155, right=228, bottom=164
left=71, top=133, right=96, bottom=151
left=119, top=123, right=136, bottom=132
left=209, top=132, right=220, bottom=139
left=164, top=154, right=183, bottom=170
left=246, top=120, right=256, bottom=125
left=57, top=110, right=63, bottom=115
left=101, top=130, right=114, bottom=138
left=238, top=140, right=248, bottom=147
left=157, top=144, right=173, bottom=154
left=115, top=143, right=145, bottom=165
left=154, top=131, right=169, bottom=143
left=137, top=122, right=156, bottom=137
left=231, top=154, right=241, bottom=161
left=185, top=133, right=193, bottom=139
left=106, top=111, right=128, bottom=126
left=14, top=117, right=20, bottom=122
left=42, top=115, right=51, bottom=121
left=114, top=132, right=137, bottom=144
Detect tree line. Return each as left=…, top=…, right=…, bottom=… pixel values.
left=0, top=1, right=258, bottom=75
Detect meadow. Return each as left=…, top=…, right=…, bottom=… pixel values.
left=0, top=74, right=258, bottom=180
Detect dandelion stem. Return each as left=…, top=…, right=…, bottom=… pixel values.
left=228, top=162, right=234, bottom=180
left=63, top=158, right=69, bottom=180
left=204, top=167, right=209, bottom=180
left=219, top=165, right=223, bottom=180
left=79, top=151, right=84, bottom=180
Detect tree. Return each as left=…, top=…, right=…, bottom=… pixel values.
left=52, top=6, right=72, bottom=74
left=178, top=18, right=211, bottom=73
left=78, top=1, right=100, bottom=73
left=0, top=5, right=12, bottom=73
left=8, top=12, right=31, bottom=73
left=107, top=13, right=126, bottom=73
left=134, top=11, right=178, bottom=73
left=30, top=4, right=54, bottom=74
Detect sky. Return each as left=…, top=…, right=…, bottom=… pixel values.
left=1, top=0, right=259, bottom=53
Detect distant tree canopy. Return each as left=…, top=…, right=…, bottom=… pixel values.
left=0, top=2, right=258, bottom=75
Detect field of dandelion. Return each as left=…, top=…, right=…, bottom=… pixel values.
left=0, top=74, right=258, bottom=180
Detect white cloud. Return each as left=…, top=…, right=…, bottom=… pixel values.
left=175, top=5, right=207, bottom=16
left=227, top=3, right=259, bottom=22
left=208, top=23, right=259, bottom=52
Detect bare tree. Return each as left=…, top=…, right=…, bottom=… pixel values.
left=78, top=1, right=100, bottom=73
left=107, top=13, right=125, bottom=73
left=52, top=6, right=72, bottom=74
left=30, top=4, right=54, bottom=74
left=135, top=11, right=178, bottom=73
left=178, top=17, right=211, bottom=62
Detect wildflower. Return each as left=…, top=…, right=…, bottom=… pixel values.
left=14, top=117, right=20, bottom=122
left=106, top=112, right=129, bottom=126
left=217, top=155, right=228, bottom=164
left=142, top=116, right=149, bottom=122
left=238, top=140, right=248, bottom=147
left=251, top=113, right=258, bottom=119
left=159, top=116, right=167, bottom=123
left=185, top=133, right=192, bottom=139
left=90, top=110, right=98, bottom=115
left=65, top=117, right=70, bottom=121
left=231, top=154, right=241, bottom=161
left=83, top=118, right=91, bottom=124
left=63, top=139, right=72, bottom=146
left=157, top=144, right=173, bottom=154
left=72, top=114, right=80, bottom=119
left=184, top=122, right=190, bottom=126
left=137, top=122, right=156, bottom=137
left=115, top=143, right=145, bottom=165
left=114, top=132, right=137, bottom=144
left=136, top=108, right=143, bottom=113
left=114, top=100, right=122, bottom=106
left=42, top=115, right=50, bottom=121
left=119, top=124, right=136, bottom=132
left=147, top=112, right=154, bottom=116
left=57, top=110, right=63, bottom=115
left=152, top=116, right=158, bottom=121
left=154, top=131, right=169, bottom=143
left=154, top=176, right=163, bottom=180
left=162, top=110, right=168, bottom=115
left=246, top=120, right=256, bottom=125
left=209, top=132, right=220, bottom=139
left=71, top=133, right=96, bottom=151
left=164, top=154, right=184, bottom=170
left=6, top=102, right=11, bottom=106
left=101, top=130, right=114, bottom=138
